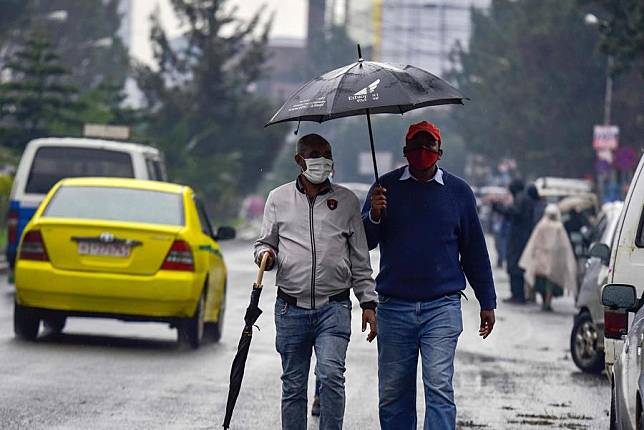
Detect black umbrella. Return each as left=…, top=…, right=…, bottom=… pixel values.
left=222, top=253, right=269, bottom=429
left=266, top=45, right=466, bottom=184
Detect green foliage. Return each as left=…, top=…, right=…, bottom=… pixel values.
left=448, top=0, right=607, bottom=178
left=135, top=0, right=288, bottom=219
left=0, top=173, right=13, bottom=246
left=583, top=0, right=644, bottom=75
left=75, top=82, right=142, bottom=127
left=20, top=0, right=130, bottom=91
left=0, top=34, right=82, bottom=149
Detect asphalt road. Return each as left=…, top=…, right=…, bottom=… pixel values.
left=0, top=239, right=610, bottom=429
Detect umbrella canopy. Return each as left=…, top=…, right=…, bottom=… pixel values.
left=266, top=45, right=466, bottom=183
left=222, top=254, right=269, bottom=429
left=267, top=60, right=465, bottom=125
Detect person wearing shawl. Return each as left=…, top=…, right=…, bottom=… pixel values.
left=519, top=204, right=577, bottom=311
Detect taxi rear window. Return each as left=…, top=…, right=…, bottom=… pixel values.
left=26, top=147, right=134, bottom=194
left=44, top=186, right=184, bottom=226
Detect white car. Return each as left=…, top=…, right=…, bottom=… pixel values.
left=571, top=201, right=623, bottom=374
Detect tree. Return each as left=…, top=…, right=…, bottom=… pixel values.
left=18, top=0, right=130, bottom=92
left=0, top=34, right=80, bottom=149
left=583, top=0, right=644, bottom=75
left=135, top=1, right=288, bottom=219
left=448, top=0, right=607, bottom=178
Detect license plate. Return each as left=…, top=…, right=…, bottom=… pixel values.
left=77, top=242, right=130, bottom=258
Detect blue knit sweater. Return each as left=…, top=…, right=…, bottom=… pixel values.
left=362, top=167, right=497, bottom=310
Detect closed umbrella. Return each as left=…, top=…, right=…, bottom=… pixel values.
left=222, top=253, right=269, bottom=429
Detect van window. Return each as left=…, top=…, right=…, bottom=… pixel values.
left=44, top=186, right=184, bottom=225
left=145, top=158, right=165, bottom=181
left=25, top=147, right=134, bottom=194
left=636, top=206, right=644, bottom=248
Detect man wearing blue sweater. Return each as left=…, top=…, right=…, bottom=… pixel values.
left=362, top=121, right=496, bottom=430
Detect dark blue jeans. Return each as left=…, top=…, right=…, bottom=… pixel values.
left=377, top=293, right=463, bottom=430
left=275, top=297, right=351, bottom=430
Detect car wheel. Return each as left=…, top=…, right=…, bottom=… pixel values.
left=178, top=291, right=205, bottom=349
left=205, top=284, right=226, bottom=343
left=14, top=301, right=40, bottom=340
left=205, top=300, right=225, bottom=343
left=571, top=311, right=605, bottom=374
left=43, top=316, right=66, bottom=334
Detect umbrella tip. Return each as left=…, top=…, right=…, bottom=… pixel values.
left=357, top=44, right=363, bottom=62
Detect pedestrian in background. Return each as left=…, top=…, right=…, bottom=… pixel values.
left=493, top=180, right=540, bottom=304
left=519, top=204, right=577, bottom=311
left=363, top=121, right=496, bottom=430
left=254, top=133, right=378, bottom=430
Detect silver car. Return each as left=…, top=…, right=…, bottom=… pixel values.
left=571, top=202, right=623, bottom=373
left=602, top=284, right=644, bottom=429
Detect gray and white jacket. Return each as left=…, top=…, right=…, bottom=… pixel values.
left=254, top=177, right=377, bottom=310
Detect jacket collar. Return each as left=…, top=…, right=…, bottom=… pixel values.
left=296, top=175, right=333, bottom=196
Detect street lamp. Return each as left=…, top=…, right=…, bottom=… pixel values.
left=585, top=13, right=613, bottom=125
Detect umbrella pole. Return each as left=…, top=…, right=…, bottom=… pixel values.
left=365, top=108, right=380, bottom=185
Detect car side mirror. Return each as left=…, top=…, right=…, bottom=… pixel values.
left=589, top=242, right=610, bottom=265
left=214, top=226, right=236, bottom=241
left=602, top=283, right=637, bottom=310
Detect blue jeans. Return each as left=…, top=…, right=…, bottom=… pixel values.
left=377, top=293, right=463, bottom=430
left=275, top=297, right=351, bottom=430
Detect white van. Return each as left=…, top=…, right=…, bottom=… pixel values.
left=597, top=153, right=644, bottom=380
left=6, top=138, right=167, bottom=269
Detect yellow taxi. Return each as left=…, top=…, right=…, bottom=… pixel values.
left=14, top=177, right=234, bottom=348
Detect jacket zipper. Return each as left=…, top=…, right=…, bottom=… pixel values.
left=308, top=196, right=317, bottom=309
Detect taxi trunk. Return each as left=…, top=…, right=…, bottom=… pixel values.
left=37, top=219, right=181, bottom=276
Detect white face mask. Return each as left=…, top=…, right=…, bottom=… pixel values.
left=301, top=157, right=334, bottom=184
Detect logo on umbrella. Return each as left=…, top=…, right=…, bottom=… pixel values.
left=348, top=79, right=380, bottom=103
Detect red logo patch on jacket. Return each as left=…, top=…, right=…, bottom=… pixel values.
left=327, top=199, right=338, bottom=210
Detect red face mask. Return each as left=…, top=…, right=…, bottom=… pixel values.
left=406, top=147, right=440, bottom=170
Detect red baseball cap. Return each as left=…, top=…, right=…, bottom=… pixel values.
left=406, top=121, right=441, bottom=144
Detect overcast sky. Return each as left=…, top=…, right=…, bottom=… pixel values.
left=130, top=0, right=307, bottom=65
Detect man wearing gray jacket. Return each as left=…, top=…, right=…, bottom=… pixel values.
left=255, top=133, right=377, bottom=430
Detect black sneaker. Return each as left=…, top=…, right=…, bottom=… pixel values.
left=311, top=397, right=320, bottom=417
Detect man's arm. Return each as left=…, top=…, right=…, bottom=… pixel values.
left=348, top=197, right=378, bottom=342
left=458, top=187, right=497, bottom=311
left=253, top=192, right=278, bottom=270
left=349, top=198, right=378, bottom=308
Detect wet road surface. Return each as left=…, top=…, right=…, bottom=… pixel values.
left=0, top=239, right=609, bottom=429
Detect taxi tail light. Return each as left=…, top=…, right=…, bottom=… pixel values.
left=161, top=240, right=194, bottom=271
left=604, top=310, right=628, bottom=339
left=19, top=230, right=49, bottom=261
left=7, top=208, right=18, bottom=244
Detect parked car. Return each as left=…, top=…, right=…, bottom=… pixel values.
left=571, top=201, right=623, bottom=374
left=7, top=137, right=167, bottom=271
left=595, top=153, right=644, bottom=428
left=602, top=284, right=644, bottom=429
left=14, top=177, right=234, bottom=349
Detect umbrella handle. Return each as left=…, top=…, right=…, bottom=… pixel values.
left=255, top=252, right=269, bottom=288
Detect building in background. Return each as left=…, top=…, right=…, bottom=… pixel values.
left=346, top=0, right=490, bottom=75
